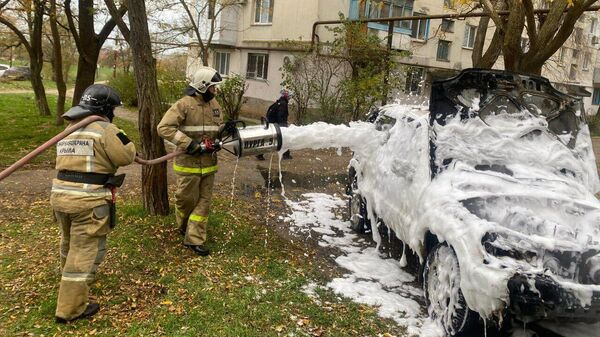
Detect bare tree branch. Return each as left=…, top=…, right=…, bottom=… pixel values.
left=480, top=0, right=505, bottom=31
left=179, top=0, right=206, bottom=62
left=523, top=0, right=537, bottom=48
left=0, top=14, right=32, bottom=54
left=0, top=0, right=11, bottom=10
left=104, top=0, right=130, bottom=41
left=64, top=0, right=81, bottom=53
left=97, top=4, right=126, bottom=48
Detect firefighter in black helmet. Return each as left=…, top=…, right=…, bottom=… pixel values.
left=52, top=84, right=136, bottom=323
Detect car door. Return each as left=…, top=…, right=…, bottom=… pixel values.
left=366, top=110, right=430, bottom=242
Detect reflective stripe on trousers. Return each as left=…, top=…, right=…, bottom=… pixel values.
left=173, top=164, right=218, bottom=175
left=175, top=174, right=215, bottom=245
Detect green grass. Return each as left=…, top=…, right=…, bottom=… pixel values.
left=0, top=197, right=406, bottom=336
left=0, top=93, right=138, bottom=170
left=0, top=79, right=59, bottom=91
left=0, top=98, right=407, bottom=334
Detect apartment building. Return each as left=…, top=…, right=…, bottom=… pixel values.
left=188, top=0, right=600, bottom=116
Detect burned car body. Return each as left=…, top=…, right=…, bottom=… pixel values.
left=347, top=69, right=600, bottom=335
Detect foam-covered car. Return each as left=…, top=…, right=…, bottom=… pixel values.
left=347, top=69, right=600, bottom=336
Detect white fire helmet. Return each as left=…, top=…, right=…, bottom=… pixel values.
left=189, top=66, right=223, bottom=93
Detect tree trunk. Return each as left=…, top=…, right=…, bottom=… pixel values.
left=30, top=0, right=51, bottom=117
left=50, top=0, right=66, bottom=125
left=126, top=0, right=169, bottom=215
left=72, top=54, right=99, bottom=105
left=29, top=60, right=51, bottom=116
left=67, top=0, right=123, bottom=104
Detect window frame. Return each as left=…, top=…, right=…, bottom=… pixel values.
left=583, top=52, right=591, bottom=70
left=404, top=67, right=425, bottom=95
left=410, top=12, right=429, bottom=40
left=441, top=19, right=454, bottom=33
left=246, top=53, right=269, bottom=80
left=437, top=40, right=451, bottom=62
left=462, top=25, right=476, bottom=49
left=365, top=0, right=414, bottom=34
left=520, top=38, right=530, bottom=53
left=569, top=64, right=578, bottom=81
left=214, top=51, right=231, bottom=76
left=254, top=0, right=274, bottom=24
left=593, top=88, right=600, bottom=105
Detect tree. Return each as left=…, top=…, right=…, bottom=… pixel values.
left=65, top=0, right=126, bottom=105
left=153, top=0, right=243, bottom=67
left=471, top=0, right=598, bottom=75
left=48, top=0, right=66, bottom=125
left=282, top=17, right=403, bottom=123
left=0, top=0, right=51, bottom=116
left=105, top=0, right=170, bottom=215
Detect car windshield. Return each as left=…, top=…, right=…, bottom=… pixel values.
left=429, top=69, right=595, bottom=184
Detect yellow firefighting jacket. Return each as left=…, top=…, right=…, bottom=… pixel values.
left=157, top=95, right=223, bottom=176
left=50, top=120, right=136, bottom=213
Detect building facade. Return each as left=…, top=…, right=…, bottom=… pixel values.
left=189, top=0, right=600, bottom=117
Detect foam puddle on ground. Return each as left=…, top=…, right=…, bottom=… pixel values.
left=282, top=193, right=444, bottom=337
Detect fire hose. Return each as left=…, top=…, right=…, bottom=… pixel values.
left=0, top=116, right=283, bottom=183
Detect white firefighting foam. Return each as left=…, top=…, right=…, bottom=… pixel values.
left=279, top=101, right=600, bottom=331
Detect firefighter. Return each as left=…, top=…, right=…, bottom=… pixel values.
left=157, top=66, right=223, bottom=256
left=51, top=84, right=136, bottom=323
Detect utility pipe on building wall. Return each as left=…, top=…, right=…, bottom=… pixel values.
left=310, top=6, right=600, bottom=51
left=310, top=5, right=600, bottom=103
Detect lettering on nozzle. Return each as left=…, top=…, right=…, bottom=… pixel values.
left=243, top=137, right=274, bottom=149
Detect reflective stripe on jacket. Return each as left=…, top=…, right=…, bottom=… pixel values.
left=157, top=95, right=223, bottom=175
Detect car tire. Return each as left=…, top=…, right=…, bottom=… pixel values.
left=424, top=243, right=478, bottom=336
left=347, top=167, right=370, bottom=234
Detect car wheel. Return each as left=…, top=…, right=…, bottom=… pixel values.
left=349, top=192, right=369, bottom=234
left=424, top=244, right=478, bottom=336
left=347, top=167, right=370, bottom=234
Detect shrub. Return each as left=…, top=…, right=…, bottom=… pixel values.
left=108, top=72, right=138, bottom=106
left=157, top=62, right=187, bottom=108
left=216, top=73, right=248, bottom=121
left=587, top=110, right=600, bottom=136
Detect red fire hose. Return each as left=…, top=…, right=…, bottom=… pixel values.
left=0, top=115, right=183, bottom=183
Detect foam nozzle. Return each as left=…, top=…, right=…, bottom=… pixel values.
left=219, top=121, right=282, bottom=158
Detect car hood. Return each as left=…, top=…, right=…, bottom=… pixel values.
left=444, top=162, right=600, bottom=249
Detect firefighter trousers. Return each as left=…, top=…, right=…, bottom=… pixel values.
left=175, top=173, right=215, bottom=246
left=54, top=204, right=111, bottom=320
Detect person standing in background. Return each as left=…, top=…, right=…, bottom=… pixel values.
left=257, top=89, right=292, bottom=160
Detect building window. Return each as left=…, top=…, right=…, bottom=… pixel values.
left=574, top=27, right=584, bottom=43
left=405, top=67, right=425, bottom=95
left=254, top=0, right=273, bottom=24
left=521, top=38, right=529, bottom=53
left=246, top=53, right=269, bottom=80
left=411, top=13, right=428, bottom=40
left=214, top=51, right=230, bottom=76
left=569, top=64, right=578, bottom=81
left=583, top=52, right=591, bottom=70
left=367, top=0, right=414, bottom=30
left=593, top=88, right=600, bottom=105
left=437, top=40, right=451, bottom=61
left=441, top=19, right=454, bottom=33
left=558, top=47, right=566, bottom=63
left=572, top=49, right=579, bottom=62
left=463, top=25, right=476, bottom=49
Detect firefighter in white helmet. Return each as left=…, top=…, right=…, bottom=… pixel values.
left=157, top=66, right=224, bottom=256
left=52, top=84, right=136, bottom=322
